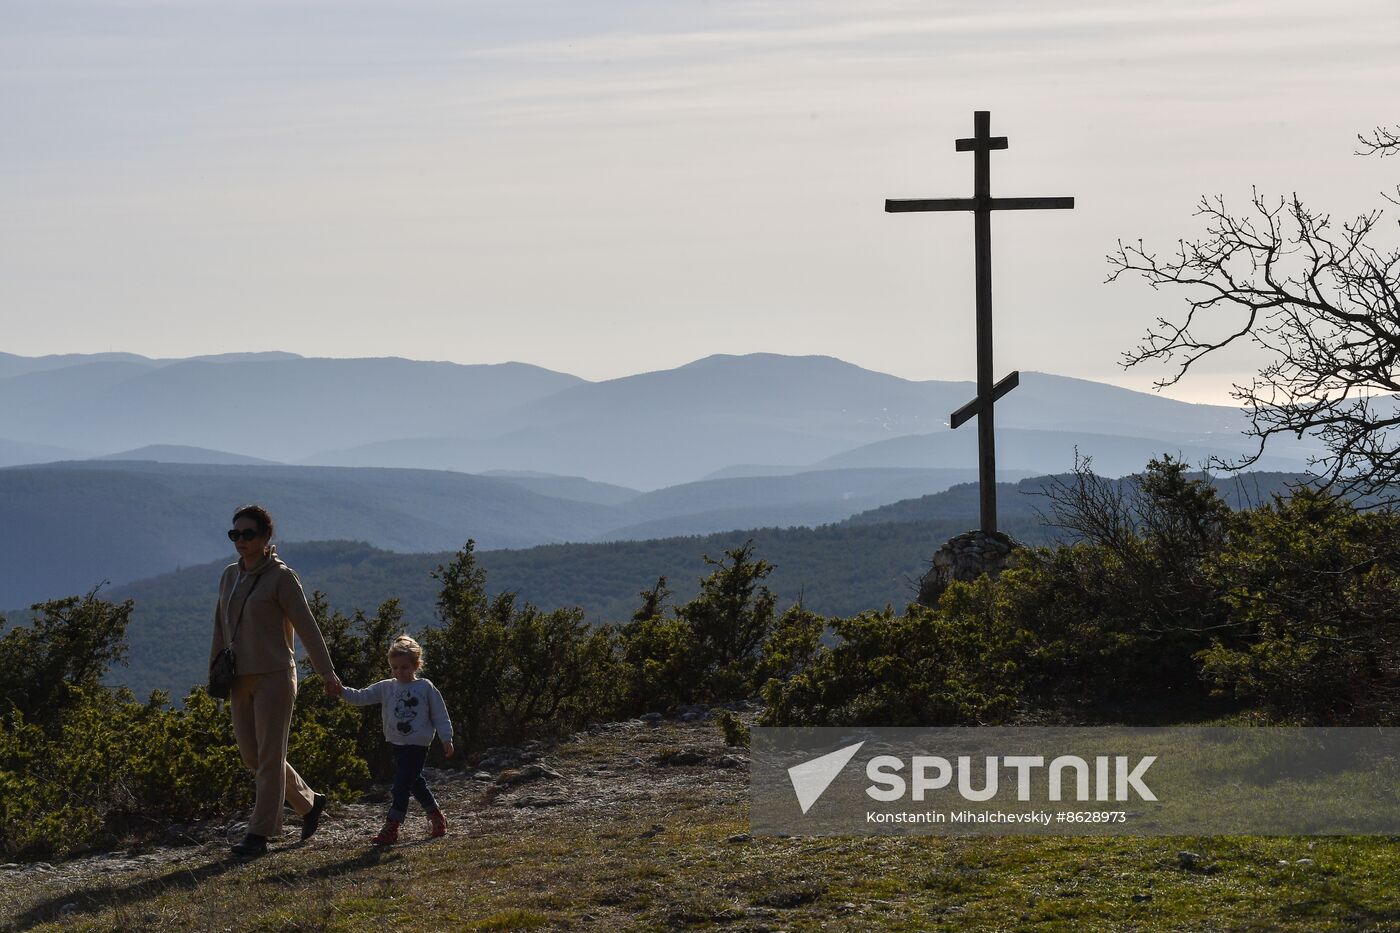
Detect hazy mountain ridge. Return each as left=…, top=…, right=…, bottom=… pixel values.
left=0, top=355, right=583, bottom=461
left=0, top=437, right=94, bottom=467
left=0, top=462, right=619, bottom=607
left=0, top=350, right=1332, bottom=608
left=0, top=351, right=1321, bottom=489
left=814, top=426, right=1313, bottom=475
left=0, top=350, right=301, bottom=379
left=0, top=460, right=986, bottom=607
left=98, top=445, right=284, bottom=465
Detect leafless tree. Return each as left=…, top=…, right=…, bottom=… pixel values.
left=1107, top=125, right=1400, bottom=500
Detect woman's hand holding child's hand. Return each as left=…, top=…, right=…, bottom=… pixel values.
left=443, top=742, right=454, bottom=758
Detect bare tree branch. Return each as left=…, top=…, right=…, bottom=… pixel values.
left=1107, top=128, right=1400, bottom=501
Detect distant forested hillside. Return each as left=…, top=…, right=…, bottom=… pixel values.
left=16, top=468, right=1325, bottom=700
left=96, top=512, right=1061, bottom=699
left=0, top=460, right=983, bottom=606
left=0, top=461, right=620, bottom=607
left=843, top=471, right=1318, bottom=526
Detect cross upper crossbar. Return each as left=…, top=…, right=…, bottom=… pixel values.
left=883, top=110, right=1074, bottom=535
left=886, top=197, right=1074, bottom=212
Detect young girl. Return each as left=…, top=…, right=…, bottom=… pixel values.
left=338, top=635, right=454, bottom=844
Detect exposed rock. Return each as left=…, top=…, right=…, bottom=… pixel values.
left=476, top=747, right=525, bottom=770
left=714, top=755, right=746, bottom=769
left=512, top=793, right=570, bottom=809
left=655, top=748, right=706, bottom=767
left=639, top=712, right=665, bottom=725
left=587, top=722, right=624, bottom=734
left=494, top=763, right=563, bottom=786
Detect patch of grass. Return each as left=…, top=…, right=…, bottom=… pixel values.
left=466, top=909, right=553, bottom=931
left=752, top=882, right=826, bottom=908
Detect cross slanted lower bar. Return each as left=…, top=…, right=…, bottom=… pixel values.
left=886, top=110, right=1073, bottom=535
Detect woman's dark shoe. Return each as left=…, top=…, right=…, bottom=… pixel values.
left=301, top=793, right=327, bottom=841
left=231, top=833, right=268, bottom=857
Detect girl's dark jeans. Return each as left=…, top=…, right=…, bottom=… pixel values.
left=389, top=744, right=439, bottom=822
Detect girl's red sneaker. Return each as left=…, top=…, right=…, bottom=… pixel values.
left=372, top=819, right=400, bottom=845
left=428, top=809, right=448, bottom=838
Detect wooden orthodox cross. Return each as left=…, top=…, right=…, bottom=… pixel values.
left=886, top=111, right=1073, bottom=535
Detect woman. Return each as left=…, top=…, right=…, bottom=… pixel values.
left=211, top=504, right=343, bottom=857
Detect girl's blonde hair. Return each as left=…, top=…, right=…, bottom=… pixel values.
left=387, top=634, right=423, bottom=667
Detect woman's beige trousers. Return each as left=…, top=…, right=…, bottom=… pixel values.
left=230, top=667, right=315, bottom=837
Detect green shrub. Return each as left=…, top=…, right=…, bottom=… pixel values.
left=762, top=595, right=1023, bottom=727
left=618, top=542, right=803, bottom=712
left=716, top=710, right=750, bottom=748
left=1199, top=488, right=1400, bottom=723
left=288, top=696, right=370, bottom=799
left=0, top=589, right=371, bottom=861
left=1009, top=457, right=1237, bottom=720
left=0, top=707, right=98, bottom=858
left=0, top=589, right=132, bottom=725
left=618, top=577, right=696, bottom=713
left=753, top=604, right=825, bottom=691
left=676, top=542, right=778, bottom=701
left=310, top=595, right=407, bottom=779
left=422, top=541, right=624, bottom=756
left=0, top=685, right=248, bottom=860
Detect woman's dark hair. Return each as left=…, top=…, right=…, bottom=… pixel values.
left=231, top=504, right=275, bottom=539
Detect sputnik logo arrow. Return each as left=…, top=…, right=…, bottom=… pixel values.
left=788, top=742, right=865, bottom=814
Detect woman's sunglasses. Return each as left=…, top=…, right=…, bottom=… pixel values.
left=227, top=528, right=262, bottom=542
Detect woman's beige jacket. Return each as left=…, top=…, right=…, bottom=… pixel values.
left=209, top=546, right=335, bottom=678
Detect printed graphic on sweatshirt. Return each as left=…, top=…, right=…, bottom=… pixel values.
left=393, top=688, right=421, bottom=735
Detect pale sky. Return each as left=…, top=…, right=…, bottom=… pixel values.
left=3, top=0, right=1398, bottom=404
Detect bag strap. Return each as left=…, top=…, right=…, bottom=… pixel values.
left=221, top=569, right=266, bottom=651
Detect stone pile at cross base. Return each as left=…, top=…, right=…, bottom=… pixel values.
left=917, top=529, right=1020, bottom=607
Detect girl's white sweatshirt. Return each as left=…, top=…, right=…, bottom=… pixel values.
left=340, top=678, right=453, bottom=747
